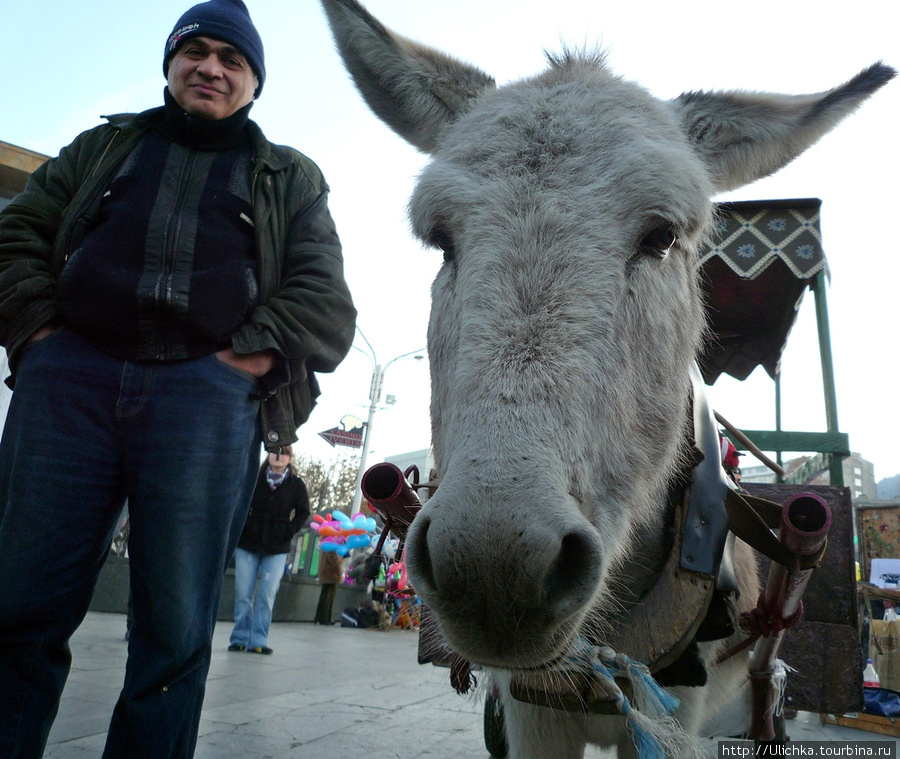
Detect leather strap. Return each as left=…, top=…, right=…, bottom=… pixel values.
left=681, top=366, right=731, bottom=576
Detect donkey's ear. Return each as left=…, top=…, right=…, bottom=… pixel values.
left=320, top=0, right=495, bottom=153
left=672, top=63, right=895, bottom=192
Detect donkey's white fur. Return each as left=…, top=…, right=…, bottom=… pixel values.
left=320, top=2, right=894, bottom=755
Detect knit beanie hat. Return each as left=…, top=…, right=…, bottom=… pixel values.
left=164, top=0, right=266, bottom=97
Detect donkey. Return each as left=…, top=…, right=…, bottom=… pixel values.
left=320, top=1, right=893, bottom=756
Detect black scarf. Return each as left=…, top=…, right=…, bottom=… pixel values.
left=156, top=87, right=253, bottom=151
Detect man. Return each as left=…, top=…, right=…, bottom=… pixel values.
left=0, top=1, right=356, bottom=756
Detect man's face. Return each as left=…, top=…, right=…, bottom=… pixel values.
left=167, top=36, right=257, bottom=120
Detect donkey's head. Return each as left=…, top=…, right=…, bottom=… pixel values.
left=322, top=0, right=893, bottom=669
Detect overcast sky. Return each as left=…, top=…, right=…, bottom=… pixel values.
left=2, top=1, right=897, bottom=480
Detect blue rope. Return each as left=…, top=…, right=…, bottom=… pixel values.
left=569, top=638, right=683, bottom=759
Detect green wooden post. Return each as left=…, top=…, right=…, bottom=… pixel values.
left=812, top=270, right=845, bottom=486
left=775, top=372, right=784, bottom=481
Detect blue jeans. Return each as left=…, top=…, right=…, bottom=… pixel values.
left=230, top=548, right=287, bottom=649
left=0, top=328, right=261, bottom=759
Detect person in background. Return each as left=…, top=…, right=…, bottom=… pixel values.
left=314, top=548, right=345, bottom=625
left=0, top=0, right=355, bottom=755
left=229, top=447, right=309, bottom=654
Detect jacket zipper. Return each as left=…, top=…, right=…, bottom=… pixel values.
left=155, top=149, right=199, bottom=359
left=59, top=130, right=123, bottom=270
left=251, top=169, right=276, bottom=296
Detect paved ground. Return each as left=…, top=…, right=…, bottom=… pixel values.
left=44, top=612, right=897, bottom=758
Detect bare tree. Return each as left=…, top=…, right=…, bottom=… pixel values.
left=294, top=454, right=360, bottom=515
left=329, top=458, right=357, bottom=514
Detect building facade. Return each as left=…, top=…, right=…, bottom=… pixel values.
left=740, top=451, right=877, bottom=501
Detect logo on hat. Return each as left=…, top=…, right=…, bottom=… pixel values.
left=167, top=23, right=201, bottom=53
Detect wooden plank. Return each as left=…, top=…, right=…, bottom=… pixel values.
left=0, top=141, right=49, bottom=198
left=821, top=711, right=900, bottom=737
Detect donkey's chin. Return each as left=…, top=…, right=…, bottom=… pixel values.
left=439, top=613, right=584, bottom=671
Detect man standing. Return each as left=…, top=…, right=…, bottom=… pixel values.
left=0, top=1, right=356, bottom=757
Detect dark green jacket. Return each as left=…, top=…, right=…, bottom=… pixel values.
left=0, top=108, right=356, bottom=449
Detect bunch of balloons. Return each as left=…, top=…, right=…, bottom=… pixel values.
left=311, top=510, right=378, bottom=556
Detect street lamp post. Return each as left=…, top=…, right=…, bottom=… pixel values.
left=350, top=339, right=425, bottom=516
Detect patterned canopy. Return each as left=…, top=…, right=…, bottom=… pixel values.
left=698, top=198, right=826, bottom=384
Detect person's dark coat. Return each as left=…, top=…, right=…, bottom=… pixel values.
left=237, top=465, right=310, bottom=555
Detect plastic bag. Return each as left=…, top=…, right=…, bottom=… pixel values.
left=864, top=686, right=900, bottom=717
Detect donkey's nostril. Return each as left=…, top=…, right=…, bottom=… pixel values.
left=543, top=529, right=602, bottom=617
left=406, top=515, right=437, bottom=596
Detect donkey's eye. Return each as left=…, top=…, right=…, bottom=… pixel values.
left=430, top=227, right=457, bottom=262
left=638, top=226, right=677, bottom=259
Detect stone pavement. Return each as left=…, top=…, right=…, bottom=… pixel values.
left=44, top=612, right=898, bottom=758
